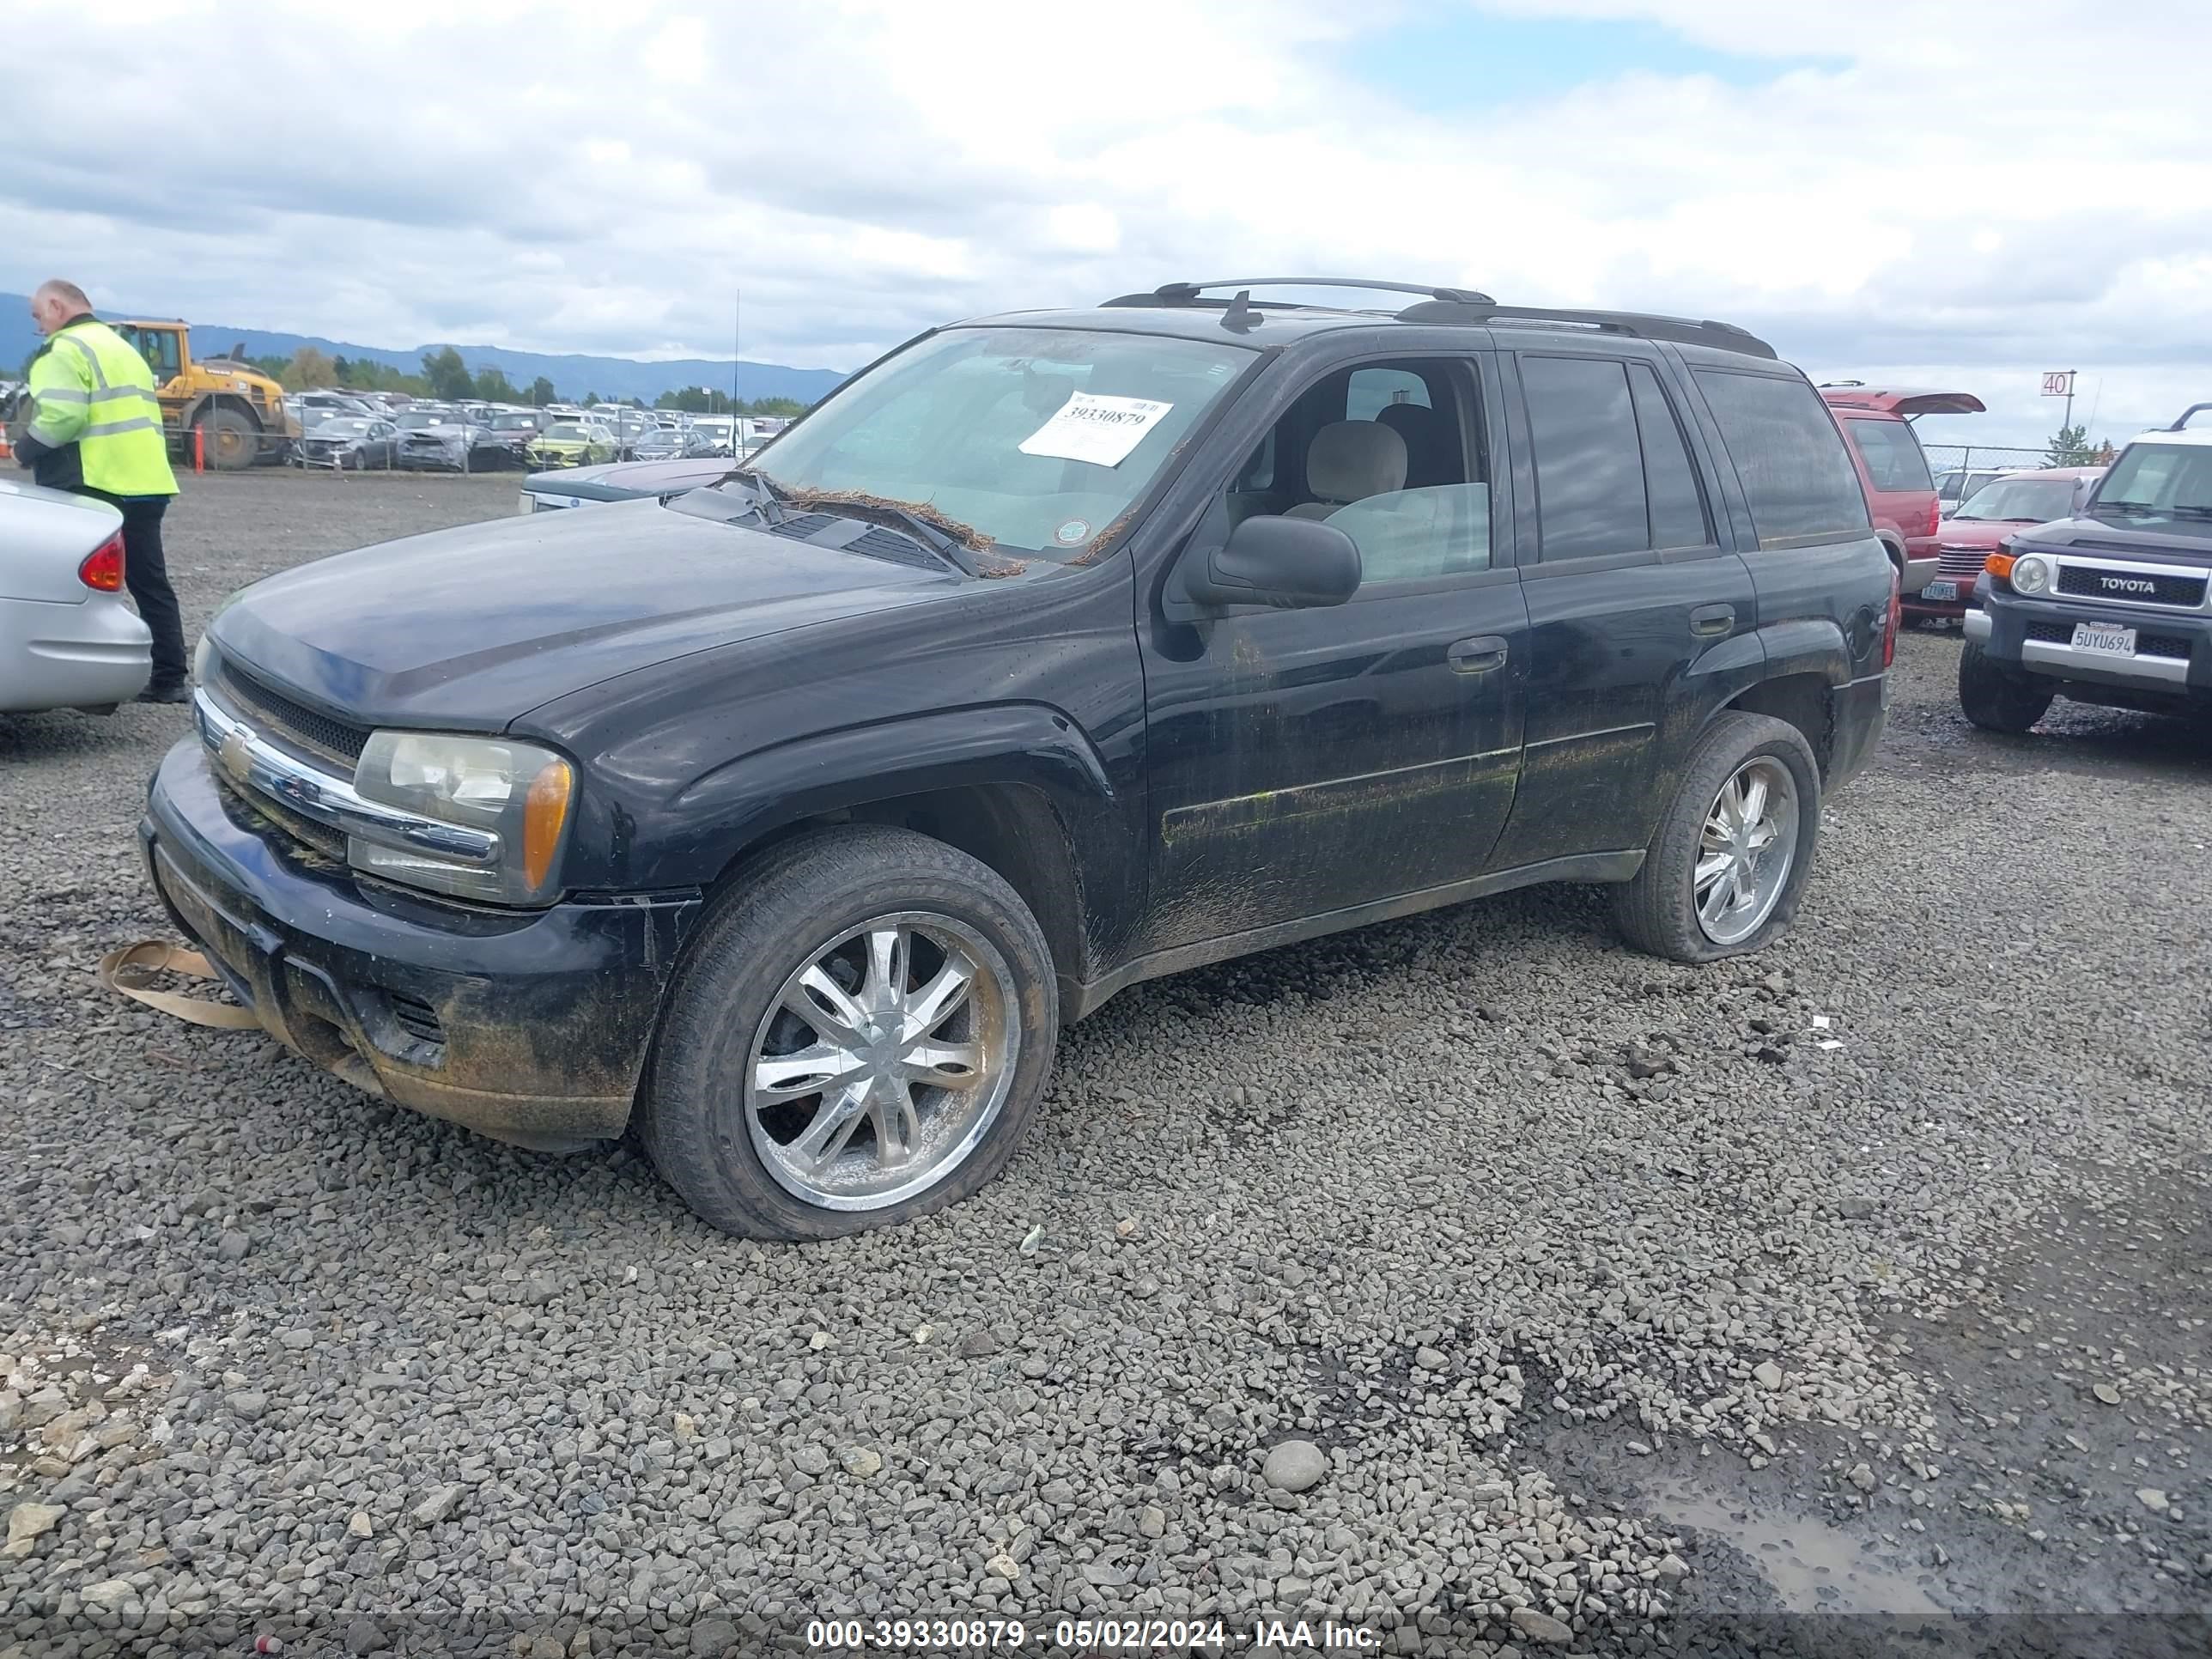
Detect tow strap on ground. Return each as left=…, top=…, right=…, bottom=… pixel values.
left=96, top=941, right=262, bottom=1030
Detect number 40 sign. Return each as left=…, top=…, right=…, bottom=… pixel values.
left=2041, top=371, right=2076, bottom=397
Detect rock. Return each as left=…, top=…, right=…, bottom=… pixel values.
left=2136, top=1489, right=2169, bottom=1513
left=839, top=1447, right=882, bottom=1478
left=957, top=1329, right=1001, bottom=1359
left=1510, top=1607, right=1574, bottom=1645
left=1020, top=1355, right=1049, bottom=1379
left=410, top=1484, right=464, bottom=1525
left=988, top=1552, right=1020, bottom=1580
left=4, top=1501, right=66, bottom=1557
left=216, top=1230, right=251, bottom=1261
left=1626, top=1441, right=1654, bottom=1456
left=1139, top=1504, right=1166, bottom=1538
left=1040, top=1478, right=1076, bottom=1505
left=673, top=1412, right=696, bottom=1443
left=345, top=1617, right=384, bottom=1654
left=1847, top=1463, right=1878, bottom=1492
left=702, top=1350, right=735, bottom=1373
left=1414, top=1346, right=1449, bottom=1372
left=1262, top=1439, right=1328, bottom=1493
left=1753, top=1361, right=1784, bottom=1390
left=82, top=1577, right=134, bottom=1607
left=522, top=1273, right=558, bottom=1305
left=225, top=1390, right=269, bottom=1422
left=278, top=1328, right=314, bottom=1351
left=1838, top=1197, right=1878, bottom=1219
left=348, top=1511, right=374, bottom=1539
left=715, top=1505, right=763, bottom=1540
left=2093, top=1382, right=2123, bottom=1406
left=792, top=1446, right=830, bottom=1476
left=690, top=1618, right=739, bottom=1656
left=1657, top=1553, right=1690, bottom=1579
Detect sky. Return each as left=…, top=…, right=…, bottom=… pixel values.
left=8, top=0, right=2209, bottom=450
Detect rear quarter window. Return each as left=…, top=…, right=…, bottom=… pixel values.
left=1843, top=416, right=1934, bottom=493
left=1696, top=372, right=1870, bottom=544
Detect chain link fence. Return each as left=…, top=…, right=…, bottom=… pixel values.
left=1922, top=443, right=2050, bottom=476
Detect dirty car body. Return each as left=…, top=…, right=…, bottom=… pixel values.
left=143, top=279, right=1895, bottom=1237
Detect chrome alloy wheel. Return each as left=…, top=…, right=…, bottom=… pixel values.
left=744, top=913, right=1019, bottom=1211
left=1694, top=757, right=1799, bottom=946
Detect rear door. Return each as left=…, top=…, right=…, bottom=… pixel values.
left=1484, top=347, right=1754, bottom=868
left=1837, top=412, right=1937, bottom=577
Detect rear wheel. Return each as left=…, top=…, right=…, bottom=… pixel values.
left=637, top=826, right=1059, bottom=1239
left=1958, top=643, right=2052, bottom=733
left=193, top=407, right=258, bottom=471
left=1613, top=713, right=1821, bottom=963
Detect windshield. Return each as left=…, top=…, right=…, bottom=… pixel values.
left=493, top=412, right=539, bottom=430
left=1954, top=477, right=2076, bottom=522
left=318, top=419, right=372, bottom=437
left=738, top=325, right=1255, bottom=556
left=542, top=423, right=589, bottom=441
left=396, top=413, right=451, bottom=430
left=2090, top=443, right=2212, bottom=533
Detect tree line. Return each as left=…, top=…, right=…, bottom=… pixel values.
left=247, top=343, right=805, bottom=416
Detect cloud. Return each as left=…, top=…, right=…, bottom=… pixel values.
left=6, top=0, right=2207, bottom=442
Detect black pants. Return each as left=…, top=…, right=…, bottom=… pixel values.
left=82, top=491, right=185, bottom=690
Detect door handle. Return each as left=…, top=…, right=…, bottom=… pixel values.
left=1448, top=635, right=1510, bottom=674
left=1690, top=603, right=1735, bottom=636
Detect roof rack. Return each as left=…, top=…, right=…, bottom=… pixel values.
left=1393, top=300, right=1777, bottom=360
left=1103, top=277, right=1497, bottom=309
left=2167, top=402, right=2212, bottom=431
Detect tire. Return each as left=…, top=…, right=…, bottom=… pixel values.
left=1958, top=642, right=2052, bottom=734
left=637, top=825, right=1060, bottom=1239
left=1612, top=712, right=1822, bottom=963
left=193, top=407, right=258, bottom=471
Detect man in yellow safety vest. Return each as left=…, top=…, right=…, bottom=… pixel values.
left=16, top=279, right=187, bottom=702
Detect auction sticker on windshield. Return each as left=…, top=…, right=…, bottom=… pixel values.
left=1019, top=392, right=1173, bottom=467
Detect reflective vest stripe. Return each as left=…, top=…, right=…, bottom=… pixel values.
left=55, top=332, right=109, bottom=388
left=83, top=416, right=164, bottom=438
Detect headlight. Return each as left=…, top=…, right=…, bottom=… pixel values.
left=349, top=732, right=574, bottom=905
left=2011, top=554, right=2051, bottom=595
left=192, top=634, right=214, bottom=686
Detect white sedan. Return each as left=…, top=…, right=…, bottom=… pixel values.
left=0, top=477, right=152, bottom=714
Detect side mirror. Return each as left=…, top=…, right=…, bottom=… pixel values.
left=1171, top=514, right=1362, bottom=615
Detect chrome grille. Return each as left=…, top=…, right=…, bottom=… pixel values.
left=214, top=660, right=368, bottom=766
left=1936, top=546, right=1989, bottom=580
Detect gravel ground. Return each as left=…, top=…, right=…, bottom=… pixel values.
left=3, top=471, right=2209, bottom=1657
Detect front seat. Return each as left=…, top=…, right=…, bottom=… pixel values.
left=1375, top=402, right=1454, bottom=489
left=1287, top=421, right=1407, bottom=519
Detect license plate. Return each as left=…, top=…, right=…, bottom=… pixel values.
left=2071, top=622, right=2136, bottom=657
left=1920, top=580, right=1958, bottom=602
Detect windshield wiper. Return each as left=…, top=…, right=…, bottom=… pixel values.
left=720, top=465, right=791, bottom=523
left=2094, top=501, right=2155, bottom=516
left=2170, top=503, right=2212, bottom=520
left=715, top=469, right=982, bottom=575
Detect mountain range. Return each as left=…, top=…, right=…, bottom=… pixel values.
left=0, top=295, right=848, bottom=404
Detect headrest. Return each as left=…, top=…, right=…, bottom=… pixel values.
left=1307, top=420, right=1406, bottom=503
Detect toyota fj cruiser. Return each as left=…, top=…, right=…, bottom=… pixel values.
left=1960, top=404, right=2212, bottom=732
left=143, top=278, right=1895, bottom=1238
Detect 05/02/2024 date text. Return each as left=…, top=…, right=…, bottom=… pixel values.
left=805, top=1617, right=1382, bottom=1650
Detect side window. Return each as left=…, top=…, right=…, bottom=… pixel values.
left=1203, top=356, right=1494, bottom=585
left=1521, top=355, right=1648, bottom=561
left=1627, top=364, right=1711, bottom=550
left=1844, top=417, right=1934, bottom=492
left=1695, top=372, right=1869, bottom=544
left=1346, top=368, right=1431, bottom=422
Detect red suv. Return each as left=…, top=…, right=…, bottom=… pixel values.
left=1820, top=386, right=1985, bottom=594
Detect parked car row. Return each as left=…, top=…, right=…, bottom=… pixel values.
left=284, top=391, right=769, bottom=471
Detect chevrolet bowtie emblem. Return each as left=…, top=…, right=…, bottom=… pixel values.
left=217, top=724, right=254, bottom=785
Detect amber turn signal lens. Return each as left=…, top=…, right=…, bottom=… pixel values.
left=522, top=760, right=574, bottom=891
left=1984, top=553, right=2014, bottom=582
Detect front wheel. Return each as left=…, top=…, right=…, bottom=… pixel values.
left=1613, top=712, right=1822, bottom=963
left=637, top=826, right=1060, bottom=1239
left=193, top=408, right=258, bottom=470
left=1958, top=642, right=2053, bottom=733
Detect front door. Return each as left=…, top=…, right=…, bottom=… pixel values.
left=1135, top=352, right=1528, bottom=956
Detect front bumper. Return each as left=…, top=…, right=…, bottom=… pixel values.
left=140, top=740, right=702, bottom=1150
left=1968, top=591, right=2212, bottom=702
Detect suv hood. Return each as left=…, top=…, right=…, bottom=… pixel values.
left=2010, top=515, right=2212, bottom=562
left=210, top=497, right=961, bottom=730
